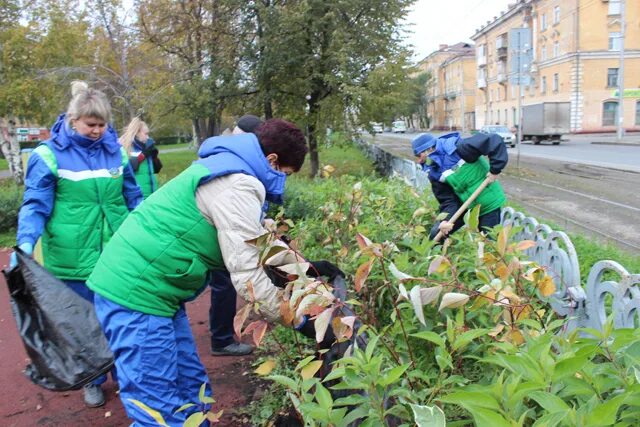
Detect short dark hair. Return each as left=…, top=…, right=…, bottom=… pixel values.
left=254, top=119, right=307, bottom=171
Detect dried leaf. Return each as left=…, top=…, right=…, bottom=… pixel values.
left=388, top=262, right=415, bottom=281
left=300, top=360, right=323, bottom=380
left=280, top=301, right=294, bottom=326
left=260, top=245, right=288, bottom=265
left=428, top=256, right=450, bottom=275
left=254, top=359, right=276, bottom=376
left=338, top=246, right=349, bottom=258
left=488, top=324, right=505, bottom=337
left=438, top=293, right=469, bottom=312
left=332, top=317, right=352, bottom=341
left=233, top=304, right=252, bottom=338
left=277, top=262, right=311, bottom=277
left=420, top=286, right=442, bottom=305
left=246, top=281, right=255, bottom=301
left=497, top=226, right=510, bottom=256
left=516, top=240, right=536, bottom=252
left=410, top=286, right=427, bottom=326
left=355, top=233, right=373, bottom=250
left=314, top=307, right=335, bottom=343
left=499, top=288, right=521, bottom=304
left=295, top=294, right=326, bottom=319
left=244, top=320, right=268, bottom=347
left=477, top=241, right=485, bottom=260
left=206, top=410, right=224, bottom=423
left=538, top=274, right=556, bottom=297
left=495, top=263, right=511, bottom=282
left=398, top=283, right=409, bottom=301
left=354, top=258, right=374, bottom=292
left=514, top=304, right=532, bottom=321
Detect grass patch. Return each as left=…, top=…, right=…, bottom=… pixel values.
left=158, top=142, right=193, bottom=151
left=0, top=229, right=15, bottom=247
left=0, top=158, right=7, bottom=170
left=156, top=150, right=197, bottom=185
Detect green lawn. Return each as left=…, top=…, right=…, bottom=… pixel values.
left=0, top=158, right=7, bottom=170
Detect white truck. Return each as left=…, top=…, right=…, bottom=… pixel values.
left=521, top=102, right=570, bottom=145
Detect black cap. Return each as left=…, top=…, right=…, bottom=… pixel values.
left=236, top=115, right=264, bottom=133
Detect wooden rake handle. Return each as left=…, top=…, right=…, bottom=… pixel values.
left=433, top=176, right=495, bottom=243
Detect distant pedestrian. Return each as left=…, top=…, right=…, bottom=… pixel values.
left=10, top=80, right=143, bottom=407
left=120, top=117, right=162, bottom=199
left=412, top=132, right=507, bottom=239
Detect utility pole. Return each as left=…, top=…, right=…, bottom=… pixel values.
left=617, top=0, right=625, bottom=142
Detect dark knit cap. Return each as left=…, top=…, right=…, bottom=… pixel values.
left=236, top=115, right=264, bottom=133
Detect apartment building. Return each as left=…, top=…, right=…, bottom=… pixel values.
left=471, top=0, right=640, bottom=132
left=416, top=43, right=477, bottom=131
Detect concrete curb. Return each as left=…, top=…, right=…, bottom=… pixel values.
left=591, top=141, right=640, bottom=147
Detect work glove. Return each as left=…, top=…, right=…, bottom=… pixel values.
left=136, top=152, right=146, bottom=163
left=9, top=242, right=34, bottom=269
left=306, top=261, right=345, bottom=282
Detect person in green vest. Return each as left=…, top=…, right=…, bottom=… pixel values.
left=10, top=80, right=144, bottom=408
left=120, top=117, right=162, bottom=198
left=411, top=132, right=508, bottom=239
left=86, top=119, right=310, bottom=426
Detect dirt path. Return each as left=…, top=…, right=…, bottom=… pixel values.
left=0, top=248, right=259, bottom=427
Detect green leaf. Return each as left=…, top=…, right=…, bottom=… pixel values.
left=295, top=355, right=317, bottom=371
left=267, top=374, right=298, bottom=390
left=552, top=355, right=589, bottom=381
left=529, top=391, right=571, bottom=413
left=315, top=382, right=333, bottom=410
left=410, top=403, right=446, bottom=427
left=452, top=329, right=489, bottom=351
left=175, top=403, right=196, bottom=414
left=439, top=391, right=501, bottom=410
left=411, top=331, right=446, bottom=348
left=337, top=406, right=368, bottom=427
left=584, top=393, right=628, bottom=426
left=532, top=412, right=568, bottom=427
left=128, top=399, right=168, bottom=426
left=323, top=367, right=346, bottom=383
left=184, top=411, right=205, bottom=427
left=379, top=364, right=410, bottom=387
left=469, top=407, right=512, bottom=427
left=198, top=383, right=207, bottom=403
left=467, top=205, right=481, bottom=232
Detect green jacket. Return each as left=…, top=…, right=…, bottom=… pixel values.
left=444, top=157, right=506, bottom=215
left=87, top=164, right=225, bottom=317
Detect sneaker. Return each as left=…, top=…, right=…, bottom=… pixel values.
left=83, top=383, right=105, bottom=407
left=211, top=342, right=254, bottom=356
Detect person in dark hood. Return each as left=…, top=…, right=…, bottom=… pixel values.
left=86, top=119, right=311, bottom=425
left=412, top=132, right=508, bottom=239
left=10, top=80, right=143, bottom=408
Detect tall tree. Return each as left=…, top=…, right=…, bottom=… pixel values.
left=252, top=0, right=416, bottom=176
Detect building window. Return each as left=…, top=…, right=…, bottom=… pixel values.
left=497, top=109, right=501, bottom=124
left=553, top=41, right=560, bottom=57
left=512, top=107, right=517, bottom=126
left=541, top=13, right=547, bottom=31
left=609, top=32, right=622, bottom=51
left=609, top=0, right=621, bottom=15
left=602, top=101, right=618, bottom=126
left=541, top=45, right=547, bottom=61
left=541, top=76, right=547, bottom=94
left=553, top=73, right=559, bottom=92
left=554, top=6, right=560, bottom=24
left=636, top=101, right=640, bottom=125
left=607, top=68, right=619, bottom=87
left=504, top=109, right=508, bottom=125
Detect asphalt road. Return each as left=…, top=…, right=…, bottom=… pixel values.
left=366, top=133, right=640, bottom=255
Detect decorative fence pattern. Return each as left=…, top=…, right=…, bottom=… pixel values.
left=356, top=138, right=639, bottom=333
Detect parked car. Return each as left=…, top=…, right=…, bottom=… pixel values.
left=370, top=122, right=384, bottom=134
left=479, top=125, right=516, bottom=147
left=392, top=120, right=407, bottom=133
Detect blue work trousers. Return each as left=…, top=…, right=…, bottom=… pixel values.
left=94, top=294, right=212, bottom=427
left=208, top=270, right=237, bottom=349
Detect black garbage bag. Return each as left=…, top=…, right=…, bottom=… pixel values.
left=2, top=248, right=114, bottom=391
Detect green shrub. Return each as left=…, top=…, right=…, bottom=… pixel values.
left=0, top=179, right=22, bottom=233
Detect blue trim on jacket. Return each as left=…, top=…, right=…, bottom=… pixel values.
left=16, top=114, right=143, bottom=246
left=133, top=137, right=157, bottom=193
left=425, top=132, right=462, bottom=182
left=196, top=133, right=287, bottom=205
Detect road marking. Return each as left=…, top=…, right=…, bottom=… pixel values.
left=508, top=175, right=640, bottom=213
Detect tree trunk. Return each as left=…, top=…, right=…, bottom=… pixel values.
left=307, top=121, right=319, bottom=178
left=1, top=122, right=24, bottom=185
left=263, top=97, right=273, bottom=120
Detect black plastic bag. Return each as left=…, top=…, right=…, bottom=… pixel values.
left=2, top=248, right=114, bottom=391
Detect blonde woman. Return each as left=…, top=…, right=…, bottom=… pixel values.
left=120, top=117, right=162, bottom=198
left=11, top=81, right=143, bottom=407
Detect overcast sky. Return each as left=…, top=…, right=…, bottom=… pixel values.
left=403, top=0, right=513, bottom=62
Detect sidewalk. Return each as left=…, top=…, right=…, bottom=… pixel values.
left=0, top=249, right=257, bottom=426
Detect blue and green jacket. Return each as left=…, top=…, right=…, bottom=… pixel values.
left=16, top=114, right=143, bottom=279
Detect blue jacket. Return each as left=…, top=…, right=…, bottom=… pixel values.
left=17, top=114, right=143, bottom=246
left=197, top=133, right=287, bottom=205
